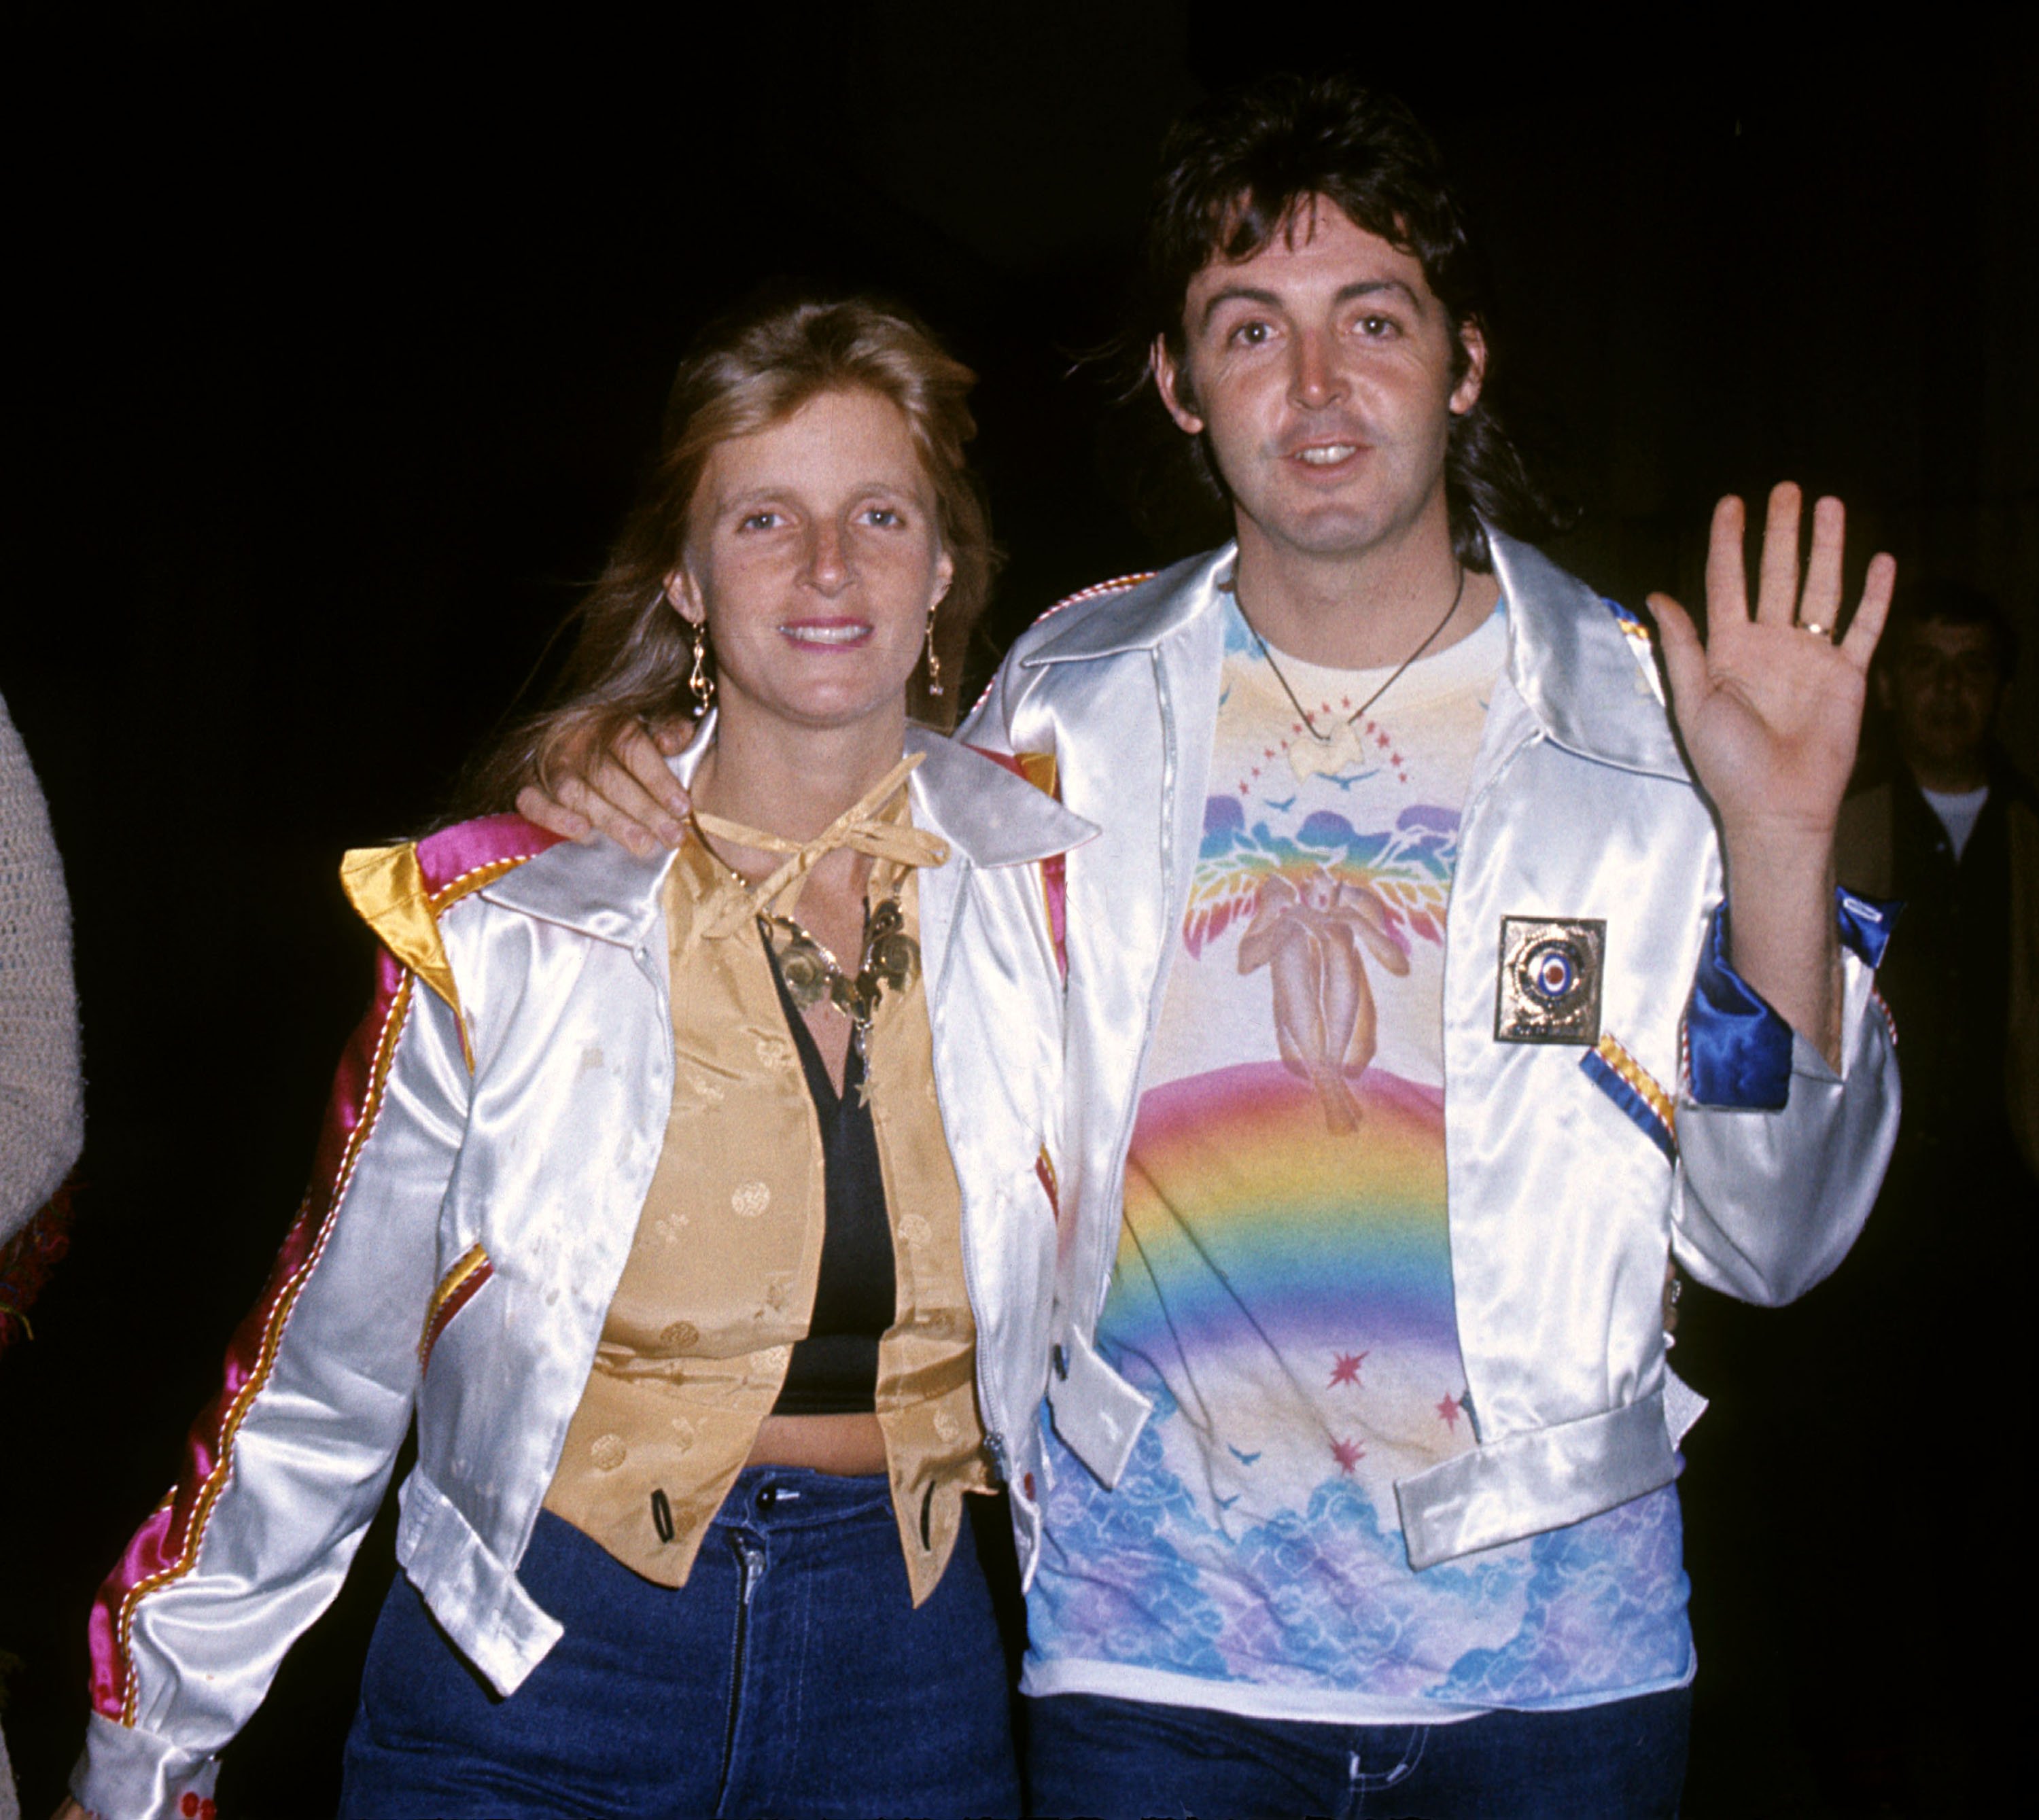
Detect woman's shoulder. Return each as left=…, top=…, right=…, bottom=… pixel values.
left=413, top=812, right=570, bottom=900
left=339, top=813, right=570, bottom=1000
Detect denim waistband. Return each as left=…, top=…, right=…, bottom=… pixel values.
left=709, top=1463, right=894, bottom=1533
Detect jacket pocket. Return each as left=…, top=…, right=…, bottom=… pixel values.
left=418, top=1241, right=493, bottom=1373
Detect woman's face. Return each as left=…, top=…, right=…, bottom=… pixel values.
left=668, top=387, right=953, bottom=739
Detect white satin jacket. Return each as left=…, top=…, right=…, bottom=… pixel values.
left=75, top=725, right=1096, bottom=1820
left=965, top=532, right=1900, bottom=1575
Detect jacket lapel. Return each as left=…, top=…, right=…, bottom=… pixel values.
left=904, top=724, right=1096, bottom=869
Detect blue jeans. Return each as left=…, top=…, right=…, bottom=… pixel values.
left=342, top=1468, right=1020, bottom=1818
left=1024, top=1686, right=1690, bottom=1819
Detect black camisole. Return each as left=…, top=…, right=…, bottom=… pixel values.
left=766, top=945, right=896, bottom=1416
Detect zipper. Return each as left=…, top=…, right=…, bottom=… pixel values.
left=714, top=1533, right=767, bottom=1811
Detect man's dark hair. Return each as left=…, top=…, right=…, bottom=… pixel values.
left=1141, top=73, right=1556, bottom=569
left=1881, top=578, right=2020, bottom=680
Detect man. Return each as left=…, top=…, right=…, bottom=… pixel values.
left=530, top=76, right=1900, bottom=1819
left=1836, top=582, right=2036, bottom=1177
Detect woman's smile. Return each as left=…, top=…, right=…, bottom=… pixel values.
left=780, top=616, right=875, bottom=647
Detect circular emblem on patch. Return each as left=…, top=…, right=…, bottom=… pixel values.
left=591, top=1433, right=627, bottom=1472
left=1524, top=938, right=1583, bottom=1004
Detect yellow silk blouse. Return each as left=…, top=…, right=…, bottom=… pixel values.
left=542, top=807, right=988, bottom=1603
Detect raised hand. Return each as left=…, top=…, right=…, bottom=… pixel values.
left=1648, top=483, right=1896, bottom=1062
left=1649, top=483, right=1895, bottom=845
left=515, top=716, right=697, bottom=856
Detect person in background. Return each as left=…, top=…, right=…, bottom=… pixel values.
left=1836, top=580, right=2036, bottom=1176
left=0, top=691, right=86, bottom=1820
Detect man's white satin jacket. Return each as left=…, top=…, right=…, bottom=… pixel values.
left=75, top=726, right=1096, bottom=1820
left=963, top=531, right=1900, bottom=1575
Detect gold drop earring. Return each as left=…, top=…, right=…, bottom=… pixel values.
left=924, top=605, right=943, bottom=697
left=689, top=618, right=715, bottom=710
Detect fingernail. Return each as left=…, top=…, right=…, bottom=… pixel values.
left=657, top=819, right=684, bottom=846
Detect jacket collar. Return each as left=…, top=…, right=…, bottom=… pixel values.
left=1019, top=528, right=1686, bottom=782
left=1488, top=529, right=1687, bottom=780
left=1019, top=547, right=1234, bottom=666
left=478, top=712, right=1094, bottom=945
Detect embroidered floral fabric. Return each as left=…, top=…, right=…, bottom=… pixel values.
left=1024, top=598, right=1693, bottom=1721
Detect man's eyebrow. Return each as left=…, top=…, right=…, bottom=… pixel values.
left=1336, top=278, right=1422, bottom=309
left=1198, top=285, right=1283, bottom=329
left=1198, top=277, right=1423, bottom=330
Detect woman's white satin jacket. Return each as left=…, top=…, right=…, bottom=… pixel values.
left=963, top=531, right=1900, bottom=1576
left=75, top=724, right=1096, bottom=1820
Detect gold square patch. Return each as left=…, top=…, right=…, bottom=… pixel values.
left=1495, top=917, right=1605, bottom=1045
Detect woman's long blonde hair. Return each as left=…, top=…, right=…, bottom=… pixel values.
left=463, top=296, right=995, bottom=811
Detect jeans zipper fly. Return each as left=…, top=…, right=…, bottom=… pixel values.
left=714, top=1533, right=767, bottom=1812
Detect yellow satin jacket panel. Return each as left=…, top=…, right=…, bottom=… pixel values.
left=543, top=830, right=988, bottom=1603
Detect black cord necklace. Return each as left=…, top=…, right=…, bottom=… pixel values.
left=1244, top=565, right=1467, bottom=744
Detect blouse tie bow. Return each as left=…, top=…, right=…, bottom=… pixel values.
left=690, top=752, right=947, bottom=941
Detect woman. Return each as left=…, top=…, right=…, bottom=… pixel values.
left=66, top=298, right=1087, bottom=1819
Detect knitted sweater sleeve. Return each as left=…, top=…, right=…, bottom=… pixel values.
left=0, top=690, right=84, bottom=1245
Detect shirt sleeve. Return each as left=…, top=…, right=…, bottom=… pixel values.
left=0, top=693, right=84, bottom=1244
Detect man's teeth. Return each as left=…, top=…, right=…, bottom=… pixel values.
left=784, top=624, right=869, bottom=644
left=1297, top=444, right=1357, bottom=465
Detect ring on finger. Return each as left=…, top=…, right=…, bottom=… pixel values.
left=1798, top=620, right=1831, bottom=638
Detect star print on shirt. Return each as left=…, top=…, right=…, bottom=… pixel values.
left=1328, top=1350, right=1369, bottom=1388
left=1436, top=1393, right=1462, bottom=1431
left=1330, top=1436, right=1365, bottom=1474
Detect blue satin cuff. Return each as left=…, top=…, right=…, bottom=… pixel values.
left=1688, top=909, right=1792, bottom=1109
left=1686, top=888, right=1899, bottom=1110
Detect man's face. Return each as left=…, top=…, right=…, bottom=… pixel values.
left=1153, top=198, right=1484, bottom=565
left=1881, top=618, right=2006, bottom=784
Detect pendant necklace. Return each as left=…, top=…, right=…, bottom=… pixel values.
left=761, top=896, right=920, bottom=1060
left=1244, top=565, right=1467, bottom=743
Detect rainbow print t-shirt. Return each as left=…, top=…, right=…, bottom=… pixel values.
left=1022, top=593, right=1694, bottom=1723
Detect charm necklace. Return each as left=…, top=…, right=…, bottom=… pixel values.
left=761, top=896, right=920, bottom=1060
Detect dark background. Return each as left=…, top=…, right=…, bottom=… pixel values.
left=4, top=5, right=2034, bottom=1815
